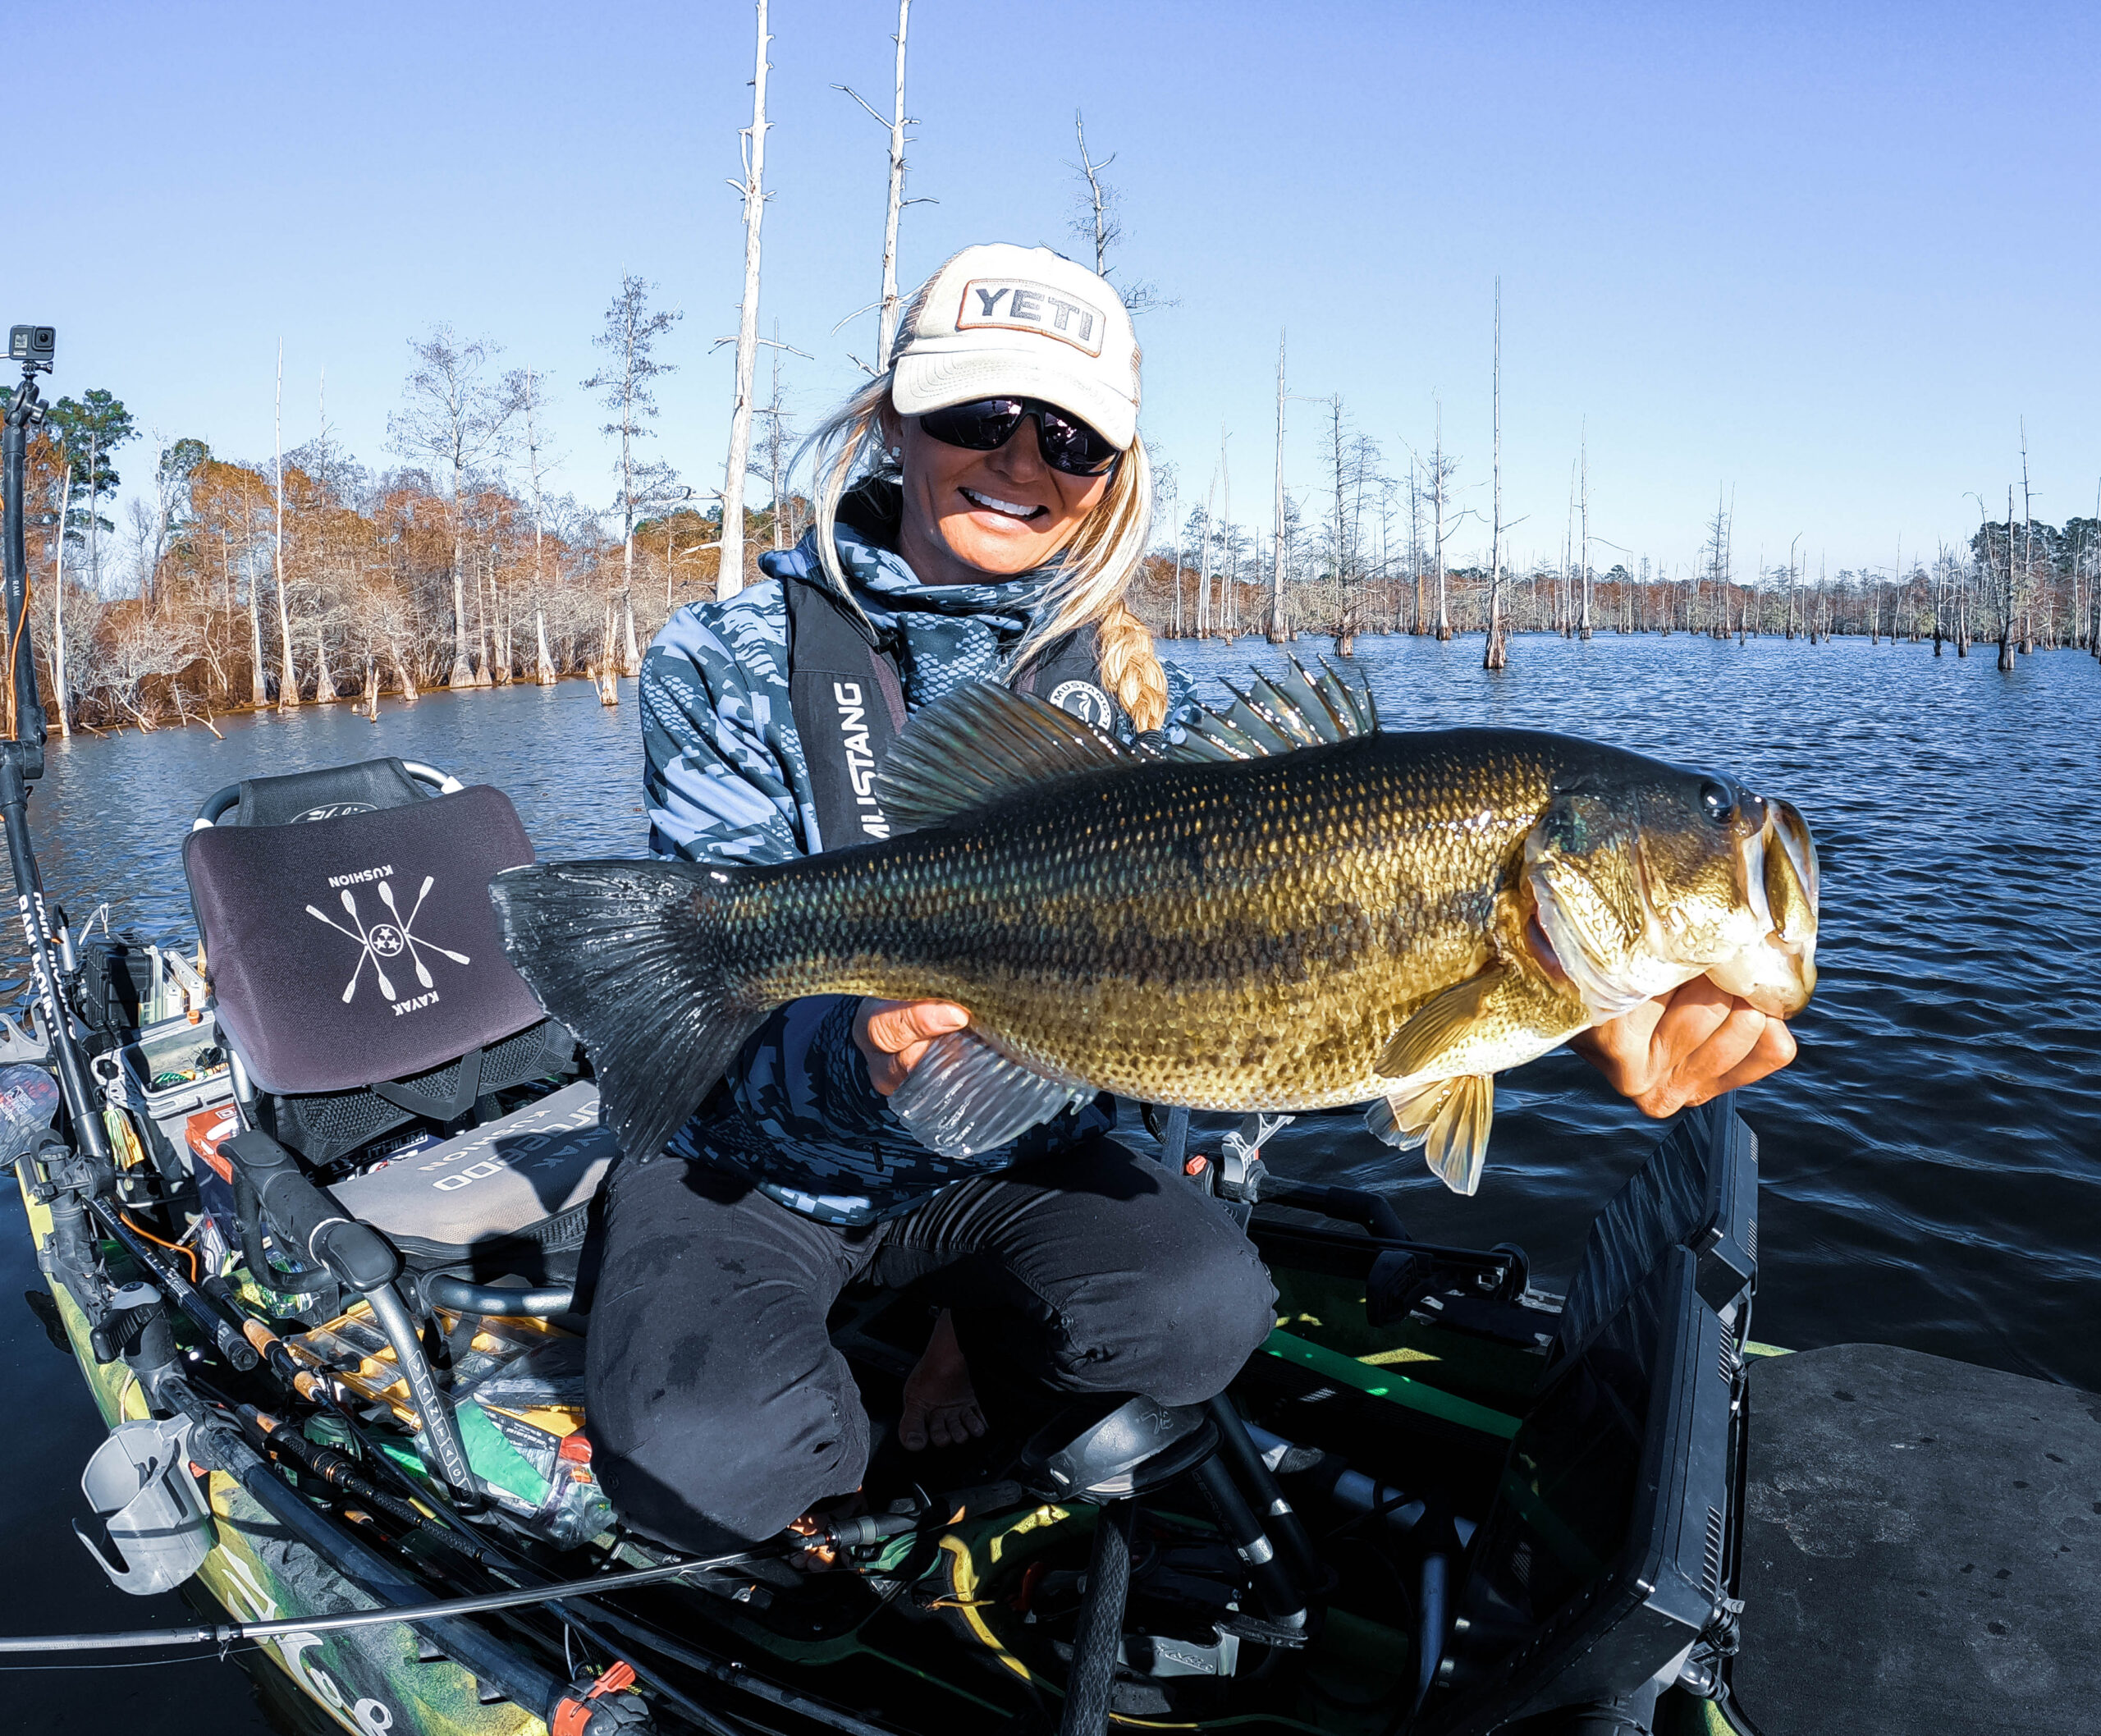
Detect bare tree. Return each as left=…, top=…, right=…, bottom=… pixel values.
left=1067, top=112, right=1165, bottom=310
left=1270, top=332, right=1289, bottom=642
left=1700, top=488, right=1733, bottom=640
left=1195, top=469, right=1216, bottom=636
left=272, top=341, right=300, bottom=708
left=718, top=0, right=772, bottom=602
left=1415, top=403, right=1464, bottom=642
left=387, top=325, right=523, bottom=687
left=49, top=462, right=73, bottom=736
left=835, top=0, right=917, bottom=369
left=521, top=370, right=560, bottom=685
left=1485, top=280, right=1508, bottom=669
left=583, top=275, right=682, bottom=670
left=1157, top=460, right=1183, bottom=635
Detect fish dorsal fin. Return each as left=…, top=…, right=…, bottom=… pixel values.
left=876, top=680, right=1134, bottom=831
left=1159, top=653, right=1379, bottom=763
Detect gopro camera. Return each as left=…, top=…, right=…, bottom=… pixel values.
left=8, top=326, right=55, bottom=365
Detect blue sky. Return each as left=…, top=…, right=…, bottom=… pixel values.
left=14, top=0, right=2098, bottom=580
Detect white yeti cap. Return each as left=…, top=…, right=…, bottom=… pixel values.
left=891, top=244, right=1141, bottom=451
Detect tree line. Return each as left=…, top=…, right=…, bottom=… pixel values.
left=4, top=0, right=2091, bottom=733
left=1138, top=387, right=2101, bottom=669
left=0, top=285, right=808, bottom=734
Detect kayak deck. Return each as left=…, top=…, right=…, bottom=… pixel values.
left=1733, top=1342, right=2100, bottom=1736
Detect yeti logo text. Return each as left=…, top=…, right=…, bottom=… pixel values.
left=955, top=280, right=1105, bottom=356
left=833, top=681, right=891, bottom=840
left=306, top=875, right=471, bottom=1008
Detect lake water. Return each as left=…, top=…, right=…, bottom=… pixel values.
left=2, top=631, right=2096, bottom=1728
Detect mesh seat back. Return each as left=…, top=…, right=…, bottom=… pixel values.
left=184, top=786, right=544, bottom=1096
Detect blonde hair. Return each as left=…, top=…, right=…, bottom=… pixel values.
left=799, top=265, right=1169, bottom=731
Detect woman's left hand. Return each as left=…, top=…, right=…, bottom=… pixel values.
left=854, top=998, right=972, bottom=1097
left=1567, top=976, right=1797, bottom=1117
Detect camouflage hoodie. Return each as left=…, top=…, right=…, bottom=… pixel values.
left=639, top=497, right=1192, bottom=1224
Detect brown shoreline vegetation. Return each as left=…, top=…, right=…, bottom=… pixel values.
left=2, top=417, right=2094, bottom=740
left=2, top=416, right=788, bottom=736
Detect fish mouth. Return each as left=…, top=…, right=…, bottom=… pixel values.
left=1705, top=799, right=1820, bottom=1016
left=1527, top=791, right=1821, bottom=1024
left=1523, top=911, right=1568, bottom=983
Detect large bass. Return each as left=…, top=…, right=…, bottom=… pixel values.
left=490, top=659, right=1818, bottom=1194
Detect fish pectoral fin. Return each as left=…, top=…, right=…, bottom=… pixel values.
left=876, top=682, right=1133, bottom=831
left=887, top=1029, right=1091, bottom=1158
left=1375, top=967, right=1509, bottom=1079
left=1365, top=1074, right=1495, bottom=1197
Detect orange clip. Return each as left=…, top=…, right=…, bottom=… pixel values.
left=550, top=1660, right=639, bottom=1736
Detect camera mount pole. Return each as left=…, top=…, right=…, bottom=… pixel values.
left=2, top=353, right=111, bottom=1166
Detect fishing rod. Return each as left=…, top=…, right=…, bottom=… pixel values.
left=0, top=1552, right=769, bottom=1654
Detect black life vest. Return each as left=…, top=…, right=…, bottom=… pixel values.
left=784, top=577, right=1119, bottom=854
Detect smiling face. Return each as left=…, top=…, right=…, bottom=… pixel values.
left=881, top=404, right=1114, bottom=586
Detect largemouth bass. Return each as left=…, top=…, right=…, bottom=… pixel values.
left=490, top=659, right=1818, bottom=1194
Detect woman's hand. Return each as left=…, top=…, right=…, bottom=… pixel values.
left=1568, top=976, right=1797, bottom=1117
left=854, top=999, right=972, bottom=1097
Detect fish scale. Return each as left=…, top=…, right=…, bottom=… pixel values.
left=726, top=735, right=1542, bottom=1110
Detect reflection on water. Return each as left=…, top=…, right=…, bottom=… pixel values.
left=2, top=638, right=2097, bottom=1729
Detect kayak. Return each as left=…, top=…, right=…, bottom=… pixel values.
left=11, top=749, right=2098, bottom=1736
left=4, top=731, right=1760, bottom=1736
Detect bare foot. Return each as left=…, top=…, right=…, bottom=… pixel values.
left=899, top=1310, right=986, bottom=1452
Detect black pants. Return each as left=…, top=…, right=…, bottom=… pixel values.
left=584, top=1137, right=1277, bottom=1549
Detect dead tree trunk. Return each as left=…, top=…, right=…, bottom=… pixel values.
left=535, top=608, right=556, bottom=685
left=272, top=343, right=300, bottom=708
left=717, top=0, right=771, bottom=602
left=1485, top=281, right=1508, bottom=671
left=877, top=1, right=911, bottom=365
left=1431, top=405, right=1452, bottom=643
left=49, top=463, right=71, bottom=737
left=1998, top=483, right=2016, bottom=671
left=313, top=629, right=337, bottom=702
left=1195, top=472, right=1215, bottom=635
left=1269, top=331, right=1289, bottom=643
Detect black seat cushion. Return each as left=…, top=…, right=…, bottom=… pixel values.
left=185, top=786, right=544, bottom=1095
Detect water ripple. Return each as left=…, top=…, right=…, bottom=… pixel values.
left=12, top=636, right=2101, bottom=1388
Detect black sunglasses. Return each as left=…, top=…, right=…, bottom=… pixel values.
left=915, top=397, right=1124, bottom=478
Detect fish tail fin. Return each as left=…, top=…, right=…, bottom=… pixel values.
left=1366, top=1074, right=1495, bottom=1196
left=489, top=859, right=773, bottom=1158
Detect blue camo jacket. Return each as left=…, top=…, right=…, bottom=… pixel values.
left=641, top=510, right=1195, bottom=1225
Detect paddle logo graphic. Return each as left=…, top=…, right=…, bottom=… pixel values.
left=306, top=870, right=469, bottom=1015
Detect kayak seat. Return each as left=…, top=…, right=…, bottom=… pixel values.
left=183, top=756, right=576, bottom=1169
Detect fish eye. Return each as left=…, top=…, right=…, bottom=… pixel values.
left=1700, top=781, right=1736, bottom=825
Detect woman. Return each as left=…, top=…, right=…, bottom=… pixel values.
left=588, top=244, right=1796, bottom=1554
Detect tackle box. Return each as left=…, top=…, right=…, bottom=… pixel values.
left=94, top=1009, right=235, bottom=1175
